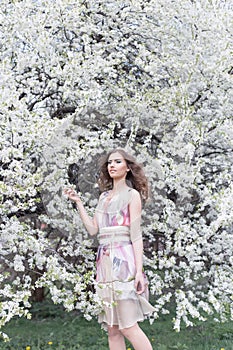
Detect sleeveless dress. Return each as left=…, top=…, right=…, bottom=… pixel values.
left=95, top=188, right=155, bottom=330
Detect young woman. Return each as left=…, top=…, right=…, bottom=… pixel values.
left=64, top=149, right=154, bottom=350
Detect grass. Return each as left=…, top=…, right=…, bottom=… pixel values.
left=1, top=301, right=233, bottom=350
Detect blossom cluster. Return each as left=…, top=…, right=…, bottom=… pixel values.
left=0, top=0, right=232, bottom=337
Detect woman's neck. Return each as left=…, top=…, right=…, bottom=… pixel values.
left=112, top=179, right=128, bottom=193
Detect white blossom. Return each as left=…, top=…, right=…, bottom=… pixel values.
left=0, top=0, right=233, bottom=337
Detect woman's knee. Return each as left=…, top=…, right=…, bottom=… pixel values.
left=108, top=325, right=122, bottom=339
left=120, top=323, right=138, bottom=338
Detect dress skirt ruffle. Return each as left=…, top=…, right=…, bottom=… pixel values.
left=96, top=226, right=155, bottom=330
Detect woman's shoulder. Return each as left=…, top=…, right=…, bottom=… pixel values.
left=128, top=187, right=140, bottom=196
left=127, top=187, right=141, bottom=202
left=99, top=190, right=111, bottom=200
left=96, top=191, right=110, bottom=209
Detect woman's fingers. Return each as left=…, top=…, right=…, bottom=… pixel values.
left=64, top=188, right=78, bottom=200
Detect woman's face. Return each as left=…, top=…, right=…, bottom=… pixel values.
left=107, top=152, right=129, bottom=180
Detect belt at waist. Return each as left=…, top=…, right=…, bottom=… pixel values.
left=98, top=226, right=131, bottom=244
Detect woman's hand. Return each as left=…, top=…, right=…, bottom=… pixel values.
left=64, top=188, right=98, bottom=236
left=135, top=271, right=145, bottom=295
left=64, top=188, right=81, bottom=204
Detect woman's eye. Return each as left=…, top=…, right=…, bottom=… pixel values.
left=116, top=160, right=122, bottom=163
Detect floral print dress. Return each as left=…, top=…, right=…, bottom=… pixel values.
left=95, top=188, right=155, bottom=330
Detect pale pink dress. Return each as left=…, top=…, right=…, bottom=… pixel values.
left=95, top=188, right=155, bottom=330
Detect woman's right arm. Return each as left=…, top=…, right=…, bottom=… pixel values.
left=64, top=188, right=98, bottom=236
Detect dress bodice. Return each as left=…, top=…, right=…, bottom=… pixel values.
left=95, top=188, right=133, bottom=229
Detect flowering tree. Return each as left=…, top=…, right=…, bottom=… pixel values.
left=0, top=0, right=233, bottom=340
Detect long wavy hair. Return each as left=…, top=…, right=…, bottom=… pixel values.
left=97, top=148, right=149, bottom=202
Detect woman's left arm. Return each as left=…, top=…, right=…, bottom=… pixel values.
left=129, top=189, right=145, bottom=295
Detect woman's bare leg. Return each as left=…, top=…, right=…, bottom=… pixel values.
left=108, top=325, right=126, bottom=350
left=121, top=323, right=153, bottom=350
